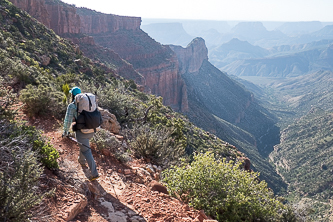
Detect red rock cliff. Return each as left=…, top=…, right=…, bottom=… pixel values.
left=169, top=37, right=208, bottom=75
left=88, top=28, right=188, bottom=111
left=74, top=7, right=187, bottom=111
left=9, top=0, right=81, bottom=34
left=9, top=0, right=50, bottom=27
left=77, top=8, right=141, bottom=34
left=9, top=0, right=188, bottom=111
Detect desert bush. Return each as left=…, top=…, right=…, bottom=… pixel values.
left=20, top=84, right=65, bottom=118
left=125, top=124, right=185, bottom=167
left=93, top=128, right=121, bottom=151
left=33, top=139, right=59, bottom=169
left=9, top=124, right=59, bottom=169
left=92, top=128, right=132, bottom=162
left=0, top=77, right=18, bottom=120
left=0, top=121, right=47, bottom=221
left=0, top=50, right=33, bottom=86
left=162, top=152, right=292, bottom=221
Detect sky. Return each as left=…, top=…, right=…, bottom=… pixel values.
left=61, top=0, right=333, bottom=22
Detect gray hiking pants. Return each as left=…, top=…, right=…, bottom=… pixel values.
left=76, top=130, right=99, bottom=178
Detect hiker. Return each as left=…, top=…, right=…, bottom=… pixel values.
left=62, top=86, right=100, bottom=181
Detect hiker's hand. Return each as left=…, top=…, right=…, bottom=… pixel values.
left=62, top=131, right=69, bottom=138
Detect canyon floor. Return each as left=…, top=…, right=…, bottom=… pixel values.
left=26, top=116, right=212, bottom=222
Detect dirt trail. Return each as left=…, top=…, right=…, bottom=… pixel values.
left=28, top=117, right=208, bottom=222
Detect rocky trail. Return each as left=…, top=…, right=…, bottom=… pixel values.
left=27, top=117, right=216, bottom=222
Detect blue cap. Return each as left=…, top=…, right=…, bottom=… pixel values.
left=69, top=86, right=81, bottom=96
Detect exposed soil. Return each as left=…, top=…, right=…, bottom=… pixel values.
left=26, top=116, right=212, bottom=222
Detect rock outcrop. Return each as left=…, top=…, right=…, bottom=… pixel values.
left=77, top=8, right=141, bottom=34
left=82, top=16, right=188, bottom=111
left=169, top=37, right=208, bottom=75
left=10, top=0, right=81, bottom=34
left=99, top=107, right=121, bottom=134
left=9, top=0, right=50, bottom=27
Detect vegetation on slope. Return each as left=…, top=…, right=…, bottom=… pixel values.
left=250, top=71, right=333, bottom=220
left=0, top=0, right=300, bottom=220
left=163, top=152, right=296, bottom=222
left=270, top=108, right=333, bottom=220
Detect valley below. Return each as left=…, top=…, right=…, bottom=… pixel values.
left=238, top=72, right=333, bottom=220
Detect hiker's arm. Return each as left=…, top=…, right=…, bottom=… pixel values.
left=63, top=103, right=76, bottom=133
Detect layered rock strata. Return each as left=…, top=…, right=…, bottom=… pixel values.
left=9, top=0, right=187, bottom=111
left=169, top=37, right=208, bottom=74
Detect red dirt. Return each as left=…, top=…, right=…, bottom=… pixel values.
left=26, top=116, right=212, bottom=222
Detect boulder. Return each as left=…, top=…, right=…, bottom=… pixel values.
left=62, top=193, right=87, bottom=221
left=149, top=180, right=168, bottom=195
left=40, top=55, right=51, bottom=66
left=99, top=107, right=121, bottom=134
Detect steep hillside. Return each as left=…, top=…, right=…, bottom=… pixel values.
left=170, top=38, right=285, bottom=192
left=75, top=7, right=187, bottom=112
left=8, top=0, right=145, bottom=85
left=270, top=108, right=333, bottom=220
left=8, top=0, right=188, bottom=112
left=62, top=33, right=145, bottom=85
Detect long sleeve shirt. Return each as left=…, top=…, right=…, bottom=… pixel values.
left=63, top=103, right=77, bottom=133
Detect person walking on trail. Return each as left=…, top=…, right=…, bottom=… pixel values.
left=62, top=86, right=100, bottom=182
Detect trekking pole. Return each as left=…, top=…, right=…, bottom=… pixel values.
left=65, top=135, right=92, bottom=150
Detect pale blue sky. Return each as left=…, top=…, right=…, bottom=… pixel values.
left=61, top=0, right=333, bottom=22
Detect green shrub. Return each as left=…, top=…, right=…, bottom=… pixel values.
left=0, top=122, right=47, bottom=221
left=125, top=124, right=185, bottom=167
left=0, top=77, right=18, bottom=120
left=93, top=128, right=121, bottom=151
left=20, top=84, right=65, bottom=118
left=0, top=50, right=33, bottom=86
left=162, top=152, right=291, bottom=221
left=33, top=140, right=59, bottom=169
left=93, top=128, right=131, bottom=162
left=9, top=124, right=59, bottom=169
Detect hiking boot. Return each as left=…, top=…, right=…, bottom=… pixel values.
left=89, top=175, right=99, bottom=182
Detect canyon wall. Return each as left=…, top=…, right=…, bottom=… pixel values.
left=77, top=8, right=141, bottom=34
left=169, top=37, right=208, bottom=74
left=9, top=0, right=140, bottom=35
left=169, top=37, right=267, bottom=134
left=9, top=0, right=187, bottom=111
left=88, top=28, right=188, bottom=111
left=10, top=0, right=80, bottom=34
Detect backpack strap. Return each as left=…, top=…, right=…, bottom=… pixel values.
left=76, top=100, right=79, bottom=118
left=85, top=93, right=93, bottom=111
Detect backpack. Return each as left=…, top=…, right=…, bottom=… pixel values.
left=74, top=93, right=102, bottom=130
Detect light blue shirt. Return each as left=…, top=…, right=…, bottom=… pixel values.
left=63, top=103, right=78, bottom=133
